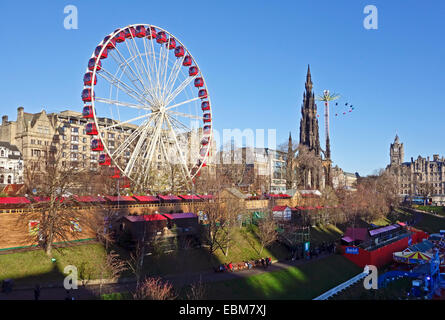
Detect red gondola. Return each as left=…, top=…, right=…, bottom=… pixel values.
left=88, top=58, right=101, bottom=71
left=125, top=27, right=136, bottom=38
left=135, top=25, right=146, bottom=37
left=95, top=45, right=108, bottom=59
left=198, top=89, right=208, bottom=99
left=201, top=137, right=209, bottom=145
left=99, top=154, right=111, bottom=166
left=189, top=66, right=199, bottom=76
left=83, top=72, right=97, bottom=86
left=146, top=26, right=157, bottom=39
left=82, top=89, right=94, bottom=102
left=194, top=77, right=204, bottom=87
left=91, top=139, right=104, bottom=151
left=201, top=101, right=210, bottom=111
left=103, top=35, right=116, bottom=49
left=203, top=113, right=211, bottom=123
left=174, top=46, right=184, bottom=57
left=183, top=55, right=192, bottom=66
left=200, top=148, right=208, bottom=157
left=120, top=177, right=130, bottom=188
left=114, top=29, right=125, bottom=43
left=85, top=123, right=98, bottom=135
left=203, top=125, right=211, bottom=134
left=166, top=38, right=176, bottom=49
left=111, top=167, right=120, bottom=179
left=156, top=31, right=167, bottom=44
left=82, top=105, right=94, bottom=118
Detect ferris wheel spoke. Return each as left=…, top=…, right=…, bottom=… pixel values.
left=109, top=48, right=147, bottom=95
left=165, top=75, right=197, bottom=106
left=164, top=116, right=192, bottom=182
left=128, top=34, right=156, bottom=98
left=165, top=96, right=201, bottom=111
left=111, top=45, right=160, bottom=106
left=168, top=110, right=201, bottom=120
left=142, top=37, right=156, bottom=97
left=168, top=116, right=192, bottom=132
left=124, top=114, right=159, bottom=177
left=98, top=67, right=153, bottom=107
left=111, top=115, right=155, bottom=159
left=162, top=56, right=185, bottom=101
left=138, top=114, right=165, bottom=181
left=95, top=97, right=147, bottom=110
left=103, top=112, right=153, bottom=131
left=124, top=40, right=154, bottom=102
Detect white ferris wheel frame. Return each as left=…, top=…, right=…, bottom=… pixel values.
left=84, top=23, right=213, bottom=190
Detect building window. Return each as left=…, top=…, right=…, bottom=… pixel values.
left=7, top=175, right=11, bottom=184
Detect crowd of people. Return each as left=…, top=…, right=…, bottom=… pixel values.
left=214, top=257, right=272, bottom=273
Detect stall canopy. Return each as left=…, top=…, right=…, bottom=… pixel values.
left=0, top=197, right=31, bottom=204
left=163, top=213, right=197, bottom=220
left=125, top=214, right=167, bottom=222
left=74, top=196, right=106, bottom=203
left=369, top=224, right=399, bottom=237
left=158, top=195, right=182, bottom=201
left=133, top=195, right=159, bottom=202
left=179, top=195, right=201, bottom=200
left=341, top=236, right=354, bottom=243
left=105, top=195, right=136, bottom=202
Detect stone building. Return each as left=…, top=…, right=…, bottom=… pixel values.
left=0, top=107, right=138, bottom=169
left=0, top=141, right=23, bottom=185
left=386, top=135, right=445, bottom=197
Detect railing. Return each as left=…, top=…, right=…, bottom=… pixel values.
left=313, top=269, right=369, bottom=300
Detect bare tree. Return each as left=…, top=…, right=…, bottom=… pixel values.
left=257, top=215, right=277, bottom=254
left=97, top=250, right=127, bottom=296
left=185, top=276, right=206, bottom=300
left=19, top=147, right=91, bottom=255
left=133, top=277, right=176, bottom=300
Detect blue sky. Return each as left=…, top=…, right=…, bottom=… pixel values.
left=0, top=0, right=444, bottom=176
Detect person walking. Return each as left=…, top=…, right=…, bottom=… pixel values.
left=34, top=284, right=41, bottom=301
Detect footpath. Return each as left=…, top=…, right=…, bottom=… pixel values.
left=0, top=253, right=334, bottom=300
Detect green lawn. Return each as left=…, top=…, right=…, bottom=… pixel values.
left=0, top=244, right=109, bottom=285
left=203, top=255, right=361, bottom=300
left=414, top=205, right=445, bottom=217
left=310, top=224, right=343, bottom=245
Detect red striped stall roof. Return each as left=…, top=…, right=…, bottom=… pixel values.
left=125, top=214, right=167, bottom=222
left=105, top=195, right=136, bottom=202
left=179, top=195, right=201, bottom=200
left=163, top=212, right=197, bottom=219
left=198, top=194, right=213, bottom=200
left=158, top=195, right=182, bottom=201
left=74, top=196, right=106, bottom=203
left=133, top=195, right=159, bottom=202
left=0, top=197, right=31, bottom=204
left=266, top=194, right=291, bottom=198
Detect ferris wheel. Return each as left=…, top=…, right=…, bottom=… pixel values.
left=81, top=24, right=213, bottom=191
